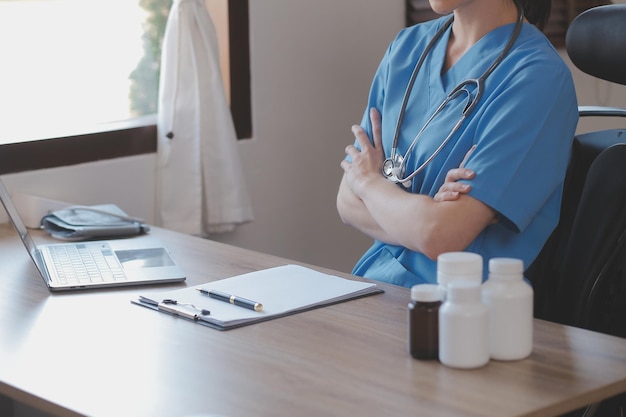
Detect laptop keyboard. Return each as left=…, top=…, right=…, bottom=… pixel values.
left=49, top=243, right=126, bottom=285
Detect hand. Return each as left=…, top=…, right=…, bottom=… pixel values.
left=433, top=145, right=476, bottom=202
left=340, top=108, right=385, bottom=196
left=433, top=168, right=475, bottom=201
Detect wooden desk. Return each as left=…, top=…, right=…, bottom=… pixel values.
left=0, top=223, right=625, bottom=417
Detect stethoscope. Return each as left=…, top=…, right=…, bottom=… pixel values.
left=382, top=5, right=524, bottom=188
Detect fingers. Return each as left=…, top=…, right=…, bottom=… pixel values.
left=434, top=168, right=475, bottom=202
left=444, top=167, right=475, bottom=182
left=434, top=190, right=460, bottom=202
left=460, top=144, right=477, bottom=168
left=342, top=108, right=384, bottom=176
left=350, top=124, right=371, bottom=152
left=433, top=183, right=469, bottom=202
left=440, top=181, right=471, bottom=194
left=370, top=107, right=383, bottom=151
left=347, top=107, right=383, bottom=153
left=344, top=143, right=360, bottom=160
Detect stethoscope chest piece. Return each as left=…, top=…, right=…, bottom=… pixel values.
left=383, top=154, right=412, bottom=188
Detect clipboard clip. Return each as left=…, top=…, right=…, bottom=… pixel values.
left=158, top=299, right=211, bottom=320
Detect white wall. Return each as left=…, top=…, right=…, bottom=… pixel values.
left=563, top=51, right=626, bottom=134
left=212, top=0, right=405, bottom=272
left=3, top=1, right=626, bottom=276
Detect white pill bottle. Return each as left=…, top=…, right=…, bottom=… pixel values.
left=481, top=258, right=533, bottom=361
left=437, top=251, right=483, bottom=298
left=439, top=281, right=490, bottom=369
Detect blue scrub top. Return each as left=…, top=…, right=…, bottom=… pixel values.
left=351, top=17, right=579, bottom=287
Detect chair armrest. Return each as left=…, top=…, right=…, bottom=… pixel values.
left=579, top=106, right=626, bottom=118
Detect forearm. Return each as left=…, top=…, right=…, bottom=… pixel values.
left=337, top=174, right=401, bottom=245
left=357, top=175, right=496, bottom=260
left=356, top=176, right=438, bottom=256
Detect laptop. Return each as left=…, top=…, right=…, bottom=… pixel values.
left=0, top=179, right=186, bottom=291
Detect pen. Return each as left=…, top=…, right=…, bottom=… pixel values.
left=196, top=288, right=263, bottom=312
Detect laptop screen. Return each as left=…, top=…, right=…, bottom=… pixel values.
left=0, top=179, right=50, bottom=278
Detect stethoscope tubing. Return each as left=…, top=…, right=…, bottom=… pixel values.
left=384, top=4, right=524, bottom=187
left=394, top=87, right=471, bottom=184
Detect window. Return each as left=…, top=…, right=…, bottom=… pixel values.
left=542, top=0, right=610, bottom=47
left=0, top=0, right=250, bottom=174
left=0, top=0, right=155, bottom=144
left=406, top=0, right=609, bottom=47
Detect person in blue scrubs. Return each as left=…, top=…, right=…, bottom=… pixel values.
left=337, top=0, right=578, bottom=287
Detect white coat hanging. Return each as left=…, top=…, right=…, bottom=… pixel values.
left=157, top=0, right=253, bottom=235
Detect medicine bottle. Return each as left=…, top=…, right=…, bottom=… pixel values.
left=437, top=252, right=483, bottom=299
left=439, top=281, right=489, bottom=369
left=408, top=284, right=442, bottom=360
left=482, top=258, right=533, bottom=361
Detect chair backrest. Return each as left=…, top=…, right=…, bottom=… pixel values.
left=526, top=4, right=626, bottom=337
left=561, top=142, right=626, bottom=333
left=565, top=4, right=626, bottom=86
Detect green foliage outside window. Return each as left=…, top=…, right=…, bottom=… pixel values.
left=129, top=0, right=172, bottom=116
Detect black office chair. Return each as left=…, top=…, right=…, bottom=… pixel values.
left=526, top=4, right=626, bottom=417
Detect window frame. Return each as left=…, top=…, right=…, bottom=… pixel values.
left=0, top=117, right=157, bottom=176
left=0, top=0, right=251, bottom=176
left=229, top=0, right=251, bottom=139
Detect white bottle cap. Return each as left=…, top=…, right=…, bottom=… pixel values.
left=488, top=258, right=524, bottom=276
left=411, top=284, right=442, bottom=302
left=446, top=281, right=482, bottom=302
left=437, top=252, right=483, bottom=286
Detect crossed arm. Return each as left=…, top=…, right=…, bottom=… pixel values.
left=337, top=108, right=496, bottom=260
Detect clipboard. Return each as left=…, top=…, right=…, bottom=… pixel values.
left=132, top=264, right=383, bottom=330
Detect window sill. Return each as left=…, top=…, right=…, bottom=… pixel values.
left=0, top=115, right=157, bottom=175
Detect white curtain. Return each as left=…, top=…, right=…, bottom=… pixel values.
left=156, top=0, right=253, bottom=235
